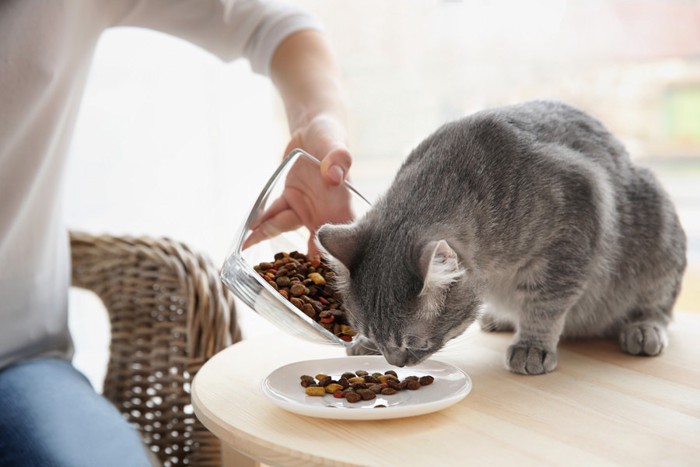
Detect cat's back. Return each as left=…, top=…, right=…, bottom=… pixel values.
left=391, top=101, right=623, bottom=214
left=469, top=100, right=632, bottom=172
left=399, top=101, right=629, bottom=180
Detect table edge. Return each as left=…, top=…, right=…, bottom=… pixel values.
left=191, top=372, right=362, bottom=467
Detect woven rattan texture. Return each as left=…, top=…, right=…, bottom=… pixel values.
left=70, top=232, right=240, bottom=466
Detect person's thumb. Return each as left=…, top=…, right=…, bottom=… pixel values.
left=320, top=146, right=352, bottom=186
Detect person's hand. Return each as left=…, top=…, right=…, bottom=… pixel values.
left=243, top=114, right=354, bottom=255
left=244, top=29, right=353, bottom=255
left=285, top=113, right=351, bottom=186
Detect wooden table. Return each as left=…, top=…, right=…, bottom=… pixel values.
left=192, top=312, right=700, bottom=467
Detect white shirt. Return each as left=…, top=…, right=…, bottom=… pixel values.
left=0, top=0, right=321, bottom=369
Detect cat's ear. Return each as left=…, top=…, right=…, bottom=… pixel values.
left=315, top=223, right=361, bottom=270
left=419, top=240, right=464, bottom=296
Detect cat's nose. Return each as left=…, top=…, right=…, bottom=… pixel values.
left=384, top=349, right=408, bottom=367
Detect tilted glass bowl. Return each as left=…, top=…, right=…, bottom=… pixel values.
left=220, top=149, right=371, bottom=347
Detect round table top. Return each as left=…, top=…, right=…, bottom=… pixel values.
left=192, top=312, right=700, bottom=466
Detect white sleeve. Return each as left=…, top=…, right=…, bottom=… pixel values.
left=117, top=0, right=324, bottom=76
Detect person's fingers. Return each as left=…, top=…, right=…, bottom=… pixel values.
left=243, top=209, right=303, bottom=250
left=249, top=196, right=290, bottom=230
left=242, top=225, right=271, bottom=250
left=320, top=146, right=352, bottom=186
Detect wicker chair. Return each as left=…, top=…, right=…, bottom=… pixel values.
left=70, top=232, right=240, bottom=466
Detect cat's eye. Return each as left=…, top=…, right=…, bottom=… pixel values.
left=408, top=344, right=431, bottom=351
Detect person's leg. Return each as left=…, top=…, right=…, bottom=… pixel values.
left=0, top=358, right=152, bottom=467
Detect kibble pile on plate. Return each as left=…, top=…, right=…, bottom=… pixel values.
left=254, top=251, right=357, bottom=342
left=300, top=370, right=435, bottom=404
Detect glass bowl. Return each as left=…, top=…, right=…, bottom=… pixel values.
left=220, top=149, right=371, bottom=347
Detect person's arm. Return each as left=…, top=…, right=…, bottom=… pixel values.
left=116, top=0, right=349, bottom=182
left=116, top=0, right=353, bottom=251
left=270, top=29, right=351, bottom=185
left=244, top=30, right=355, bottom=254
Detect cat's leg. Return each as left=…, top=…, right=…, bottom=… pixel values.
left=346, top=335, right=381, bottom=356
left=506, top=255, right=587, bottom=375
left=506, top=310, right=567, bottom=375
left=619, top=254, right=682, bottom=356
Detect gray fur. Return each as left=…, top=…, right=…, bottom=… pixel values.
left=317, top=101, right=687, bottom=375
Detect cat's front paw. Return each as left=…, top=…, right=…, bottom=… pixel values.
left=346, top=335, right=381, bottom=356
left=506, top=344, right=558, bottom=375
left=619, top=322, right=668, bottom=356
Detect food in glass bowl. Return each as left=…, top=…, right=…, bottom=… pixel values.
left=251, top=250, right=356, bottom=342
left=220, top=149, right=371, bottom=347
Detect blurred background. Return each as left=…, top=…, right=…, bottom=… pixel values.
left=66, top=0, right=700, bottom=388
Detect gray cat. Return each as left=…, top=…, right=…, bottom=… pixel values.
left=316, top=100, right=686, bottom=375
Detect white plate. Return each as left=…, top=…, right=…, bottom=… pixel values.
left=262, top=356, right=472, bottom=420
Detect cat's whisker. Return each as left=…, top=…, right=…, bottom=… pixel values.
left=405, top=347, right=421, bottom=362
left=354, top=340, right=379, bottom=354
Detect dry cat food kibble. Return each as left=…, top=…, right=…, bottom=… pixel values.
left=300, top=370, right=435, bottom=403
left=254, top=251, right=357, bottom=342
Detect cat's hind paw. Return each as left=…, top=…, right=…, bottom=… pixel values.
left=619, top=322, right=668, bottom=356
left=506, top=344, right=558, bottom=375
left=346, top=335, right=381, bottom=356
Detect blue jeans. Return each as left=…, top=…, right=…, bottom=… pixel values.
left=0, top=358, right=152, bottom=467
